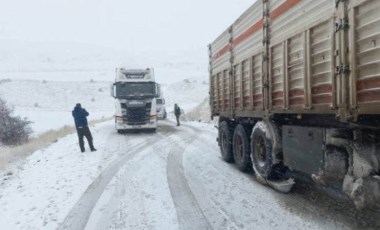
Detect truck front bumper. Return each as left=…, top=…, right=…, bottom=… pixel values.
left=115, top=116, right=157, bottom=130
left=116, top=122, right=156, bottom=130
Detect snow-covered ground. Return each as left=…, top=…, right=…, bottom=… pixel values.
left=0, top=48, right=378, bottom=229
left=1, top=120, right=379, bottom=230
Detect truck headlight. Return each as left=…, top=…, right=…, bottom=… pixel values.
left=116, top=116, right=123, bottom=123
left=150, top=115, right=157, bottom=122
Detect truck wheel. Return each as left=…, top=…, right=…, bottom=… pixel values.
left=251, top=121, right=276, bottom=180
left=219, top=121, right=234, bottom=163
left=233, top=124, right=251, bottom=172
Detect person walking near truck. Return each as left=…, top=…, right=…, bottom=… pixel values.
left=72, top=103, right=96, bottom=152
left=174, top=104, right=181, bottom=126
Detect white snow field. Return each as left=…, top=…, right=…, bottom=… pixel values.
left=1, top=119, right=379, bottom=230
left=0, top=79, right=113, bottom=135
left=0, top=76, right=379, bottom=230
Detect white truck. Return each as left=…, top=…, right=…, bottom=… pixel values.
left=155, top=84, right=167, bottom=119
left=111, top=68, right=158, bottom=133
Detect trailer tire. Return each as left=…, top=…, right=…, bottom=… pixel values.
left=233, top=124, right=251, bottom=172
left=219, top=121, right=234, bottom=163
left=251, top=121, right=278, bottom=181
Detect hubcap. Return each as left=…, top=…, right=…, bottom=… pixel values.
left=255, top=136, right=266, bottom=167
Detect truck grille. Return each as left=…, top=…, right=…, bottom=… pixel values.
left=123, top=103, right=151, bottom=125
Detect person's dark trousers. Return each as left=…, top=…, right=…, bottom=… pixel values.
left=176, top=115, right=180, bottom=126
left=77, top=126, right=95, bottom=152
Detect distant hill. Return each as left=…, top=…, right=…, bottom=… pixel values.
left=0, top=39, right=207, bottom=84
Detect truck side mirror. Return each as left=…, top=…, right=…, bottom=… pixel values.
left=110, top=83, right=116, bottom=98
left=155, top=83, right=159, bottom=98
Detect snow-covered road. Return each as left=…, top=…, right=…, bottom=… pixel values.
left=1, top=120, right=379, bottom=230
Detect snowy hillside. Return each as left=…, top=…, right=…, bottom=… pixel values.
left=162, top=78, right=209, bottom=114
left=0, top=40, right=207, bottom=85
left=0, top=78, right=209, bottom=135
left=0, top=40, right=125, bottom=72
left=0, top=79, right=113, bottom=134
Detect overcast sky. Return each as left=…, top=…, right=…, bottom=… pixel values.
left=0, top=0, right=253, bottom=55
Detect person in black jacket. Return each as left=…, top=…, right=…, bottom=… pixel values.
left=174, top=103, right=181, bottom=126
left=72, top=103, right=96, bottom=152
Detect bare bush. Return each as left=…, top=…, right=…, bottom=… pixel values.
left=0, top=97, right=32, bottom=145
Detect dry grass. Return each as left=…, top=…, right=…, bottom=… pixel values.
left=0, top=117, right=111, bottom=171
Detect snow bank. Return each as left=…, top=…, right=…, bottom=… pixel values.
left=162, top=78, right=209, bottom=116
left=182, top=96, right=211, bottom=122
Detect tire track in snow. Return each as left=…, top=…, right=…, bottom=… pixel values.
left=57, top=130, right=171, bottom=230
left=163, top=121, right=213, bottom=230
left=89, top=124, right=179, bottom=230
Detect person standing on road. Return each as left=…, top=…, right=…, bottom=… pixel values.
left=72, top=103, right=96, bottom=152
left=174, top=103, right=181, bottom=126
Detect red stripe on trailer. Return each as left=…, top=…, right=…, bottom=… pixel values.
left=232, top=19, right=264, bottom=48
left=272, top=91, right=284, bottom=98
left=357, top=90, right=380, bottom=103
left=312, top=83, right=333, bottom=95
left=212, top=0, right=301, bottom=61
left=357, top=78, right=380, bottom=91
left=270, top=0, right=301, bottom=21
left=213, top=45, right=230, bottom=61
left=289, top=97, right=304, bottom=106
left=253, top=94, right=263, bottom=101
left=289, top=88, right=304, bottom=97
left=272, top=99, right=284, bottom=106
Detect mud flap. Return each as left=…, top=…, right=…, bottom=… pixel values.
left=267, top=178, right=295, bottom=193
left=255, top=172, right=295, bottom=193
left=343, top=130, right=380, bottom=209
left=343, top=175, right=380, bottom=209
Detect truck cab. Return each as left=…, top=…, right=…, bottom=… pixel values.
left=111, top=68, right=158, bottom=133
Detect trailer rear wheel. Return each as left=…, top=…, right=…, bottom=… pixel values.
left=233, top=124, right=251, bottom=172
left=251, top=121, right=277, bottom=180
left=219, top=121, right=234, bottom=163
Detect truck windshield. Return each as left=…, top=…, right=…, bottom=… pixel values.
left=115, top=82, right=156, bottom=98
